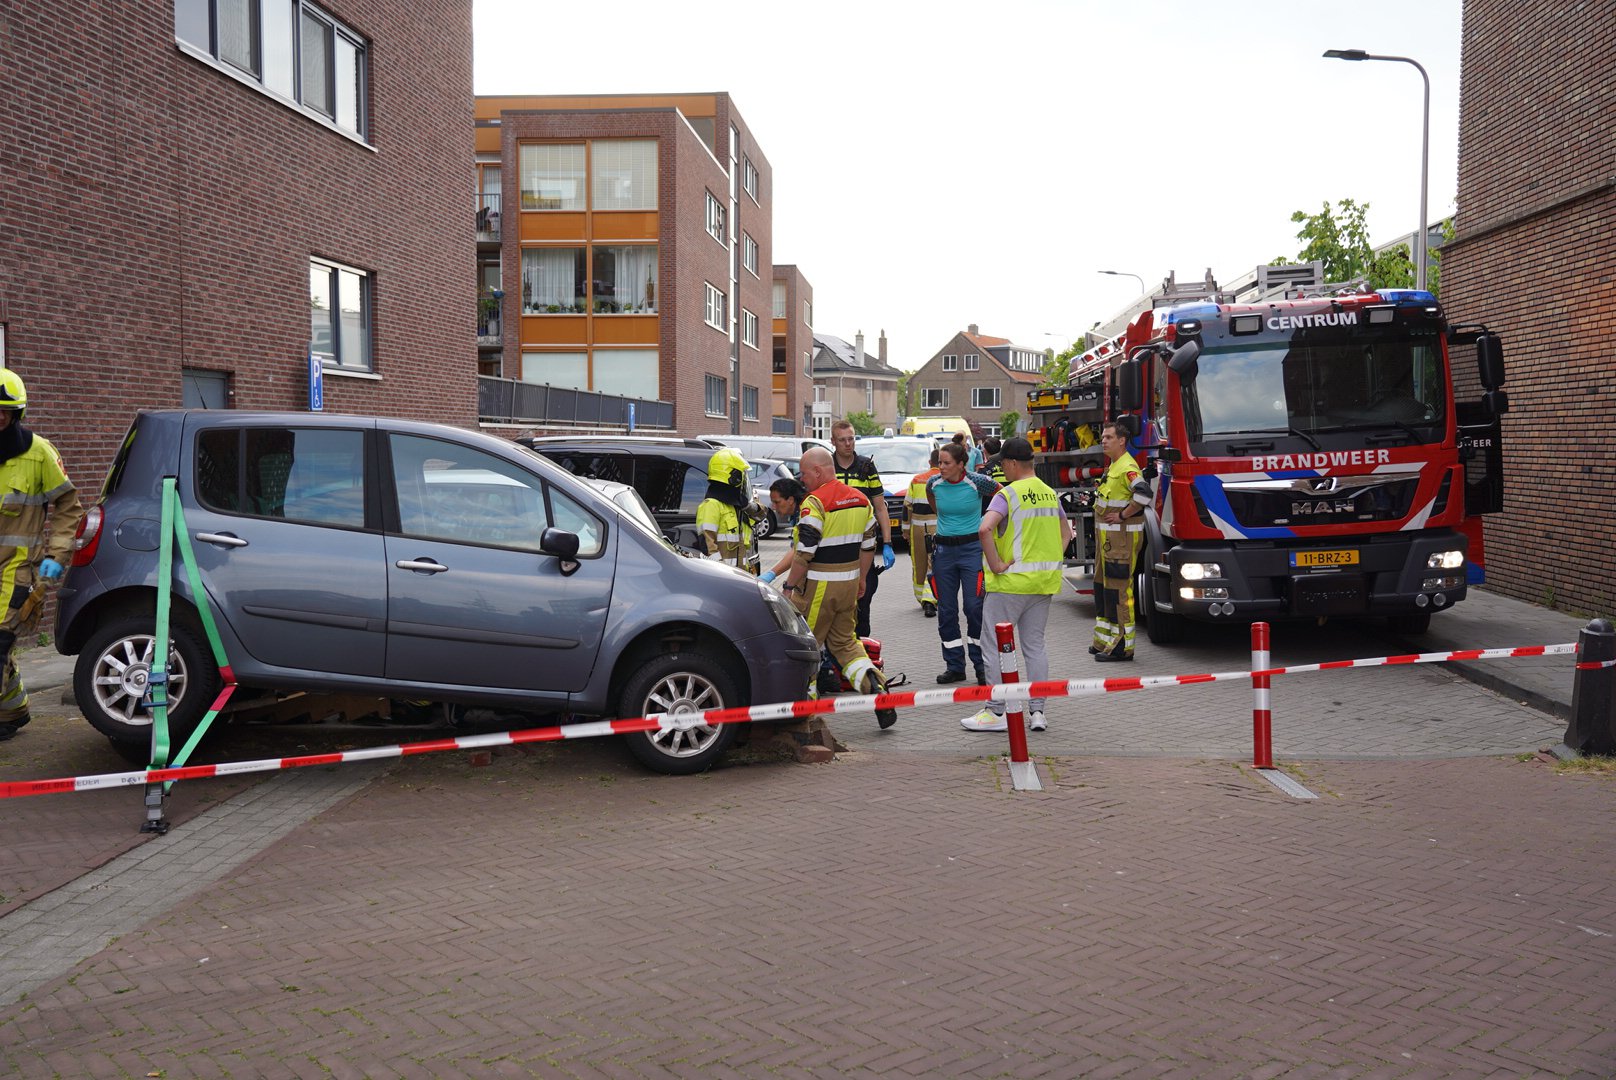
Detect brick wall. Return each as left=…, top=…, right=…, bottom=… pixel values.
left=1442, top=0, right=1616, bottom=616
left=0, top=1, right=476, bottom=489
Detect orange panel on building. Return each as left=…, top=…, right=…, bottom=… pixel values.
left=520, top=213, right=587, bottom=242
left=591, top=316, right=659, bottom=345
left=521, top=315, right=587, bottom=345
left=592, top=212, right=659, bottom=241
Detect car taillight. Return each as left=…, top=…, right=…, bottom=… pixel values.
left=71, top=505, right=103, bottom=566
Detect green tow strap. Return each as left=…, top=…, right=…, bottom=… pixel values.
left=147, top=478, right=236, bottom=778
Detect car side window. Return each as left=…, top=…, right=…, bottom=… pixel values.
left=196, top=427, right=366, bottom=529
left=389, top=434, right=600, bottom=556
left=547, top=486, right=604, bottom=554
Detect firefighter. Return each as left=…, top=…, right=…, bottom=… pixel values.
left=1091, top=421, right=1151, bottom=662
left=696, top=446, right=759, bottom=574
left=0, top=368, right=85, bottom=740
left=783, top=448, right=896, bottom=729
left=829, top=419, right=894, bottom=638
left=904, top=446, right=941, bottom=617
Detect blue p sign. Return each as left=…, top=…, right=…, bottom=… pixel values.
left=308, top=352, right=324, bottom=412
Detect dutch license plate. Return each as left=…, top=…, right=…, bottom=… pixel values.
left=1291, top=549, right=1359, bottom=568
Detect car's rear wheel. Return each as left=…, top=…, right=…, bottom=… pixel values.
left=619, top=650, right=740, bottom=775
left=74, top=610, right=222, bottom=754
left=753, top=509, right=777, bottom=541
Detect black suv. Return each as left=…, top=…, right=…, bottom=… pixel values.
left=517, top=435, right=725, bottom=551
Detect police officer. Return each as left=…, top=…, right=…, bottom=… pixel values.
left=829, top=419, right=893, bottom=637
left=696, top=446, right=759, bottom=574
left=960, top=437, right=1073, bottom=733
left=783, top=448, right=896, bottom=729
left=0, top=369, right=85, bottom=740
left=904, top=446, right=941, bottom=617
left=1092, top=421, right=1151, bottom=662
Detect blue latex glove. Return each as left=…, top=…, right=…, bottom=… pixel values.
left=38, top=558, right=64, bottom=581
left=760, top=570, right=776, bottom=583
left=882, top=544, right=895, bottom=570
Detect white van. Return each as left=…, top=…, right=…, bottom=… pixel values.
left=698, top=434, right=831, bottom=465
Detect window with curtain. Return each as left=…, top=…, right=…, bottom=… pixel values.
left=521, top=248, right=586, bottom=313
left=591, top=140, right=657, bottom=210
left=742, top=385, right=759, bottom=421
left=520, top=144, right=585, bottom=210
left=772, top=281, right=787, bottom=319
left=705, top=375, right=727, bottom=417
left=593, top=245, right=657, bottom=314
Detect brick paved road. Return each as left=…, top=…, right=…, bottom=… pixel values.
left=1, top=745, right=1611, bottom=1077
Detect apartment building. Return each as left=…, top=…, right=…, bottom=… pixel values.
left=1, top=1, right=475, bottom=481
left=1442, top=0, right=1616, bottom=616
left=809, top=331, right=901, bottom=439
left=909, top=326, right=1046, bottom=438
left=772, top=265, right=815, bottom=435
left=475, top=92, right=807, bottom=436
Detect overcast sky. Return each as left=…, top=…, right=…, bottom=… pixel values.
left=474, top=0, right=1463, bottom=371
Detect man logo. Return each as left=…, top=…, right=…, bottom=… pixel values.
left=1292, top=499, right=1356, bottom=515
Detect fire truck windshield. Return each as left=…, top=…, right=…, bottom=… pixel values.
left=1181, top=326, right=1445, bottom=451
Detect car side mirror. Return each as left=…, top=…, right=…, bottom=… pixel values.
left=540, top=527, right=580, bottom=559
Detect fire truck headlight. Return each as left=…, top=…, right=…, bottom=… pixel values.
left=1426, top=550, right=1464, bottom=570
left=1180, top=586, right=1230, bottom=601
left=1179, top=562, right=1222, bottom=581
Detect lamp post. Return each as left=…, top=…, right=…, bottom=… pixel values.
left=1098, top=269, right=1146, bottom=293
left=1324, top=48, right=1431, bottom=291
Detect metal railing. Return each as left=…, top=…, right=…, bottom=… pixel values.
left=477, top=375, right=674, bottom=429
left=771, top=416, right=796, bottom=435
left=476, top=193, right=501, bottom=242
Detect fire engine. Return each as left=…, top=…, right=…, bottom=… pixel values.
left=1025, top=266, right=1507, bottom=643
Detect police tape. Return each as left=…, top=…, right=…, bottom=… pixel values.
left=0, top=640, right=1584, bottom=800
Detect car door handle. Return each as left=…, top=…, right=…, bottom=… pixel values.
left=196, top=532, right=248, bottom=548
left=395, top=558, right=449, bottom=574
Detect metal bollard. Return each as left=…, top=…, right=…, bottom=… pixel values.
left=1564, top=618, right=1616, bottom=756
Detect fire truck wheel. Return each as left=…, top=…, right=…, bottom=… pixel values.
left=1387, top=610, right=1432, bottom=635
left=1139, top=566, right=1187, bottom=646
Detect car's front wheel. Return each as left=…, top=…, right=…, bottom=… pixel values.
left=619, top=650, right=740, bottom=774
left=74, top=610, right=222, bottom=754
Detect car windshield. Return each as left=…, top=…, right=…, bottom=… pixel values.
left=1182, top=326, right=1446, bottom=449
left=608, top=487, right=663, bottom=538
left=857, top=440, right=934, bottom=474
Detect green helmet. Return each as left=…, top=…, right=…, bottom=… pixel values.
left=0, top=368, right=25, bottom=414
left=707, top=447, right=748, bottom=489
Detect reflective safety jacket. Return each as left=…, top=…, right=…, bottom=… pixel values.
left=984, top=476, right=1065, bottom=595
left=792, top=479, right=875, bottom=582
left=696, top=497, right=754, bottom=571
left=905, top=467, right=940, bottom=526
left=0, top=433, right=84, bottom=609
left=1096, top=451, right=1148, bottom=533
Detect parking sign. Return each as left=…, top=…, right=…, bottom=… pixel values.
left=308, top=352, right=324, bottom=411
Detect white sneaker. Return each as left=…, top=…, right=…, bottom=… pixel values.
left=1029, top=710, right=1047, bottom=732
left=960, top=708, right=1007, bottom=732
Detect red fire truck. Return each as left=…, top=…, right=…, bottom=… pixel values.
left=1029, top=275, right=1506, bottom=643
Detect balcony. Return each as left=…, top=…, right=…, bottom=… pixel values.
left=478, top=375, right=674, bottom=430
left=476, top=193, right=501, bottom=244
left=477, top=305, right=502, bottom=349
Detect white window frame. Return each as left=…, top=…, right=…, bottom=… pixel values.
left=964, top=353, right=980, bottom=371
left=741, top=308, right=759, bottom=349
left=941, top=354, right=958, bottom=372
left=971, top=387, right=1000, bottom=410
left=705, top=191, right=725, bottom=244
left=772, top=281, right=787, bottom=318
left=803, top=299, right=812, bottom=327
left=743, top=156, right=759, bottom=202
left=704, top=282, right=727, bottom=331
left=705, top=374, right=727, bottom=417
left=742, top=232, right=759, bottom=276
left=742, top=384, right=759, bottom=421
left=921, top=388, right=949, bottom=409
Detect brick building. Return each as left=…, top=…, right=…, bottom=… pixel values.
left=772, top=265, right=815, bottom=434
left=910, top=326, right=1047, bottom=438
left=1442, top=0, right=1616, bottom=615
left=0, top=1, right=475, bottom=485
left=475, top=93, right=808, bottom=437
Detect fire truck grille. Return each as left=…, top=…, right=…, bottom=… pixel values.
left=1222, top=477, right=1420, bottom=528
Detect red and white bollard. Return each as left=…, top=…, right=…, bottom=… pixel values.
left=1251, top=621, right=1273, bottom=769
left=994, top=622, right=1041, bottom=791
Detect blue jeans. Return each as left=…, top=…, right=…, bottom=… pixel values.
left=932, top=540, right=984, bottom=675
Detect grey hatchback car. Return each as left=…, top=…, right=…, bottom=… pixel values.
left=57, top=411, right=819, bottom=773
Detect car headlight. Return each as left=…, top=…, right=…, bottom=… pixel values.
left=760, top=581, right=810, bottom=635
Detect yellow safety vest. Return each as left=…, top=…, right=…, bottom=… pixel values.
left=1096, top=452, right=1147, bottom=535
left=985, top=476, right=1064, bottom=594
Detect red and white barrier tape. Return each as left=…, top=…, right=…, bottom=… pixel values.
left=0, top=640, right=1584, bottom=800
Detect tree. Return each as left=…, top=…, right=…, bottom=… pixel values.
left=1277, top=198, right=1456, bottom=296
left=895, top=371, right=913, bottom=418
left=844, top=410, right=882, bottom=436
left=999, top=410, right=1021, bottom=439
left=1040, top=345, right=1074, bottom=389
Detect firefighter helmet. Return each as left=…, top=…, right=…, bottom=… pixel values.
left=707, top=447, right=749, bottom=490
left=0, top=369, right=25, bottom=413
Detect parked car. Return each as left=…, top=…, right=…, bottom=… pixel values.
left=696, top=434, right=831, bottom=464
left=855, top=435, right=940, bottom=542
left=58, top=412, right=818, bottom=774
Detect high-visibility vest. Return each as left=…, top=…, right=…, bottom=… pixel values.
left=1096, top=451, right=1147, bottom=534
left=985, top=476, right=1064, bottom=594
left=794, top=479, right=875, bottom=582
left=905, top=467, right=939, bottom=525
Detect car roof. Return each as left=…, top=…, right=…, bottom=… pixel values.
left=520, top=435, right=721, bottom=449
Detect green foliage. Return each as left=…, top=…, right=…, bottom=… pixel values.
left=999, top=411, right=1020, bottom=438
left=844, top=410, right=882, bottom=436
left=895, top=371, right=913, bottom=418
left=1040, top=345, right=1075, bottom=388
left=1277, top=198, right=1455, bottom=297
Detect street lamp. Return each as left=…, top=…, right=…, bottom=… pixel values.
left=1324, top=48, right=1431, bottom=291
left=1098, top=269, right=1146, bottom=293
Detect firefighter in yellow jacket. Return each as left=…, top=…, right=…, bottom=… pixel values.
left=783, top=448, right=896, bottom=729
left=904, top=447, right=941, bottom=617
left=1092, top=421, right=1151, bottom=662
left=0, top=369, right=85, bottom=740
left=695, top=446, right=759, bottom=574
